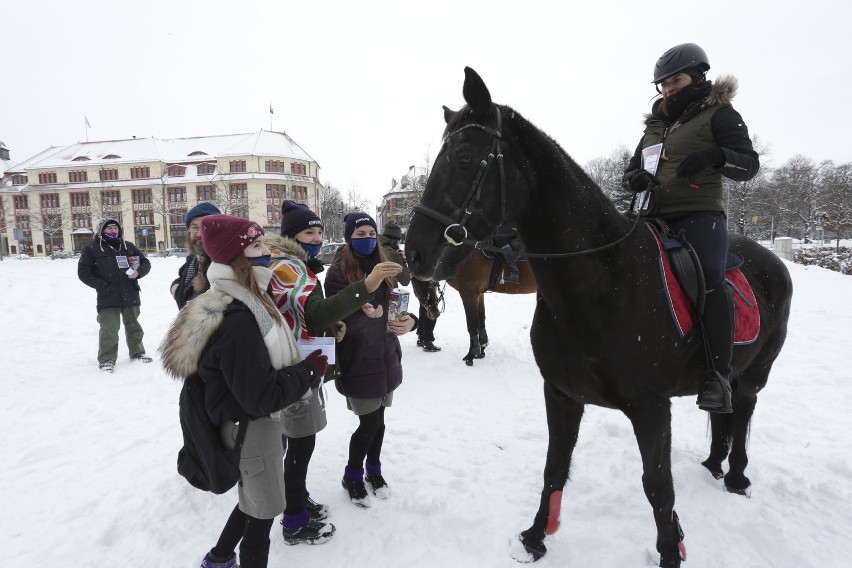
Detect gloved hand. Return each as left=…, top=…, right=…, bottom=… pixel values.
left=301, top=349, right=328, bottom=389
left=331, top=320, right=346, bottom=342
left=622, top=169, right=659, bottom=193
left=676, top=146, right=724, bottom=178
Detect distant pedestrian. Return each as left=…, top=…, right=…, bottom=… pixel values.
left=170, top=201, right=221, bottom=309
left=77, top=218, right=152, bottom=372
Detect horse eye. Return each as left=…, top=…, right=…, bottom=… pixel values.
left=459, top=156, right=473, bottom=166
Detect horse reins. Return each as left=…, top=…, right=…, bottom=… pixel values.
left=412, top=106, right=645, bottom=260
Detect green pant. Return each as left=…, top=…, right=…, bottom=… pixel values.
left=97, top=307, right=146, bottom=364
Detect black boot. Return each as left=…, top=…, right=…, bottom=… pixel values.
left=696, top=286, right=734, bottom=414
left=420, top=340, right=441, bottom=352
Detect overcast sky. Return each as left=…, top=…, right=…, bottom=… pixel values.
left=4, top=0, right=850, bottom=208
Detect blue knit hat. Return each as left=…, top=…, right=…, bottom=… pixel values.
left=280, top=200, right=323, bottom=238
left=344, top=211, right=377, bottom=242
left=185, top=202, right=221, bottom=228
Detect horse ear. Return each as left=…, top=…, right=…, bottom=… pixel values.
left=442, top=105, right=455, bottom=124
left=462, top=67, right=491, bottom=116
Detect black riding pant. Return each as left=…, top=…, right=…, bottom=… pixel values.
left=668, top=211, right=728, bottom=287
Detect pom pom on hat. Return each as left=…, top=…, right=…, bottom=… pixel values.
left=344, top=211, right=377, bottom=242
left=382, top=220, right=403, bottom=241
left=185, top=202, right=221, bottom=228
left=280, top=200, right=323, bottom=238
left=200, top=214, right=265, bottom=264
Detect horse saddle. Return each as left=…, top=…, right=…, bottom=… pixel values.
left=647, top=221, right=760, bottom=344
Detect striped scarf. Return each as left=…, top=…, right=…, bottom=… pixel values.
left=269, top=257, right=317, bottom=340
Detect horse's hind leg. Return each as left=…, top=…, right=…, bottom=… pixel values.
left=518, top=383, right=584, bottom=561
left=461, top=292, right=484, bottom=365
left=477, top=293, right=488, bottom=350
left=701, top=413, right=732, bottom=480
left=627, top=399, right=685, bottom=568
left=723, top=365, right=767, bottom=495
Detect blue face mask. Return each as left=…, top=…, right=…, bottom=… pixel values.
left=350, top=237, right=377, bottom=256
left=298, top=242, right=322, bottom=259
left=248, top=255, right=271, bottom=268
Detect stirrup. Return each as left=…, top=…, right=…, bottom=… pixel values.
left=696, top=370, right=732, bottom=413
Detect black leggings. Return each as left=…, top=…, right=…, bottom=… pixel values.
left=211, top=504, right=274, bottom=563
left=283, top=434, right=316, bottom=515
left=668, top=211, right=729, bottom=287
left=348, top=406, right=386, bottom=470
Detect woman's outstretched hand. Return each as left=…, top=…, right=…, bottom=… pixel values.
left=365, top=262, right=403, bottom=292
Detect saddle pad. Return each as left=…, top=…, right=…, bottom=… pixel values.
left=648, top=225, right=760, bottom=345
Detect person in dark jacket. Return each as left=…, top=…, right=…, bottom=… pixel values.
left=622, top=43, right=760, bottom=414
left=267, top=200, right=403, bottom=543
left=159, top=214, right=328, bottom=568
left=77, top=217, right=152, bottom=372
left=170, top=201, right=221, bottom=309
left=325, top=211, right=417, bottom=508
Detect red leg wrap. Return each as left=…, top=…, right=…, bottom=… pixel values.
left=545, top=490, right=563, bottom=535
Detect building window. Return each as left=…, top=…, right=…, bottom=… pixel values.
left=40, top=193, right=61, bottom=209
left=72, top=212, right=92, bottom=228
left=70, top=192, right=91, bottom=207
left=189, top=151, right=208, bottom=156
left=230, top=183, right=248, bottom=218
left=103, top=154, right=121, bottom=159
left=69, top=170, right=88, bottom=183
left=130, top=166, right=150, bottom=179
left=11, top=174, right=27, bottom=185
left=168, top=165, right=186, bottom=177
left=197, top=163, right=216, bottom=175
left=265, top=160, right=286, bottom=173
left=135, top=210, right=154, bottom=225
left=267, top=204, right=281, bottom=223
left=197, top=185, right=216, bottom=202
left=100, top=190, right=122, bottom=214
left=266, top=184, right=285, bottom=199
left=168, top=187, right=188, bottom=224
left=0, top=197, right=5, bottom=232
left=229, top=160, right=247, bottom=173
left=99, top=168, right=119, bottom=181
left=72, top=156, right=90, bottom=161
left=132, top=188, right=153, bottom=205
left=168, top=187, right=187, bottom=204
left=37, top=172, right=58, bottom=184
left=13, top=195, right=29, bottom=210
left=293, top=185, right=308, bottom=201
left=291, top=162, right=307, bottom=175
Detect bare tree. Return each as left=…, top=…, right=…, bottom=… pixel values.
left=817, top=161, right=852, bottom=249
left=585, top=145, right=632, bottom=207
left=28, top=207, right=73, bottom=259
left=320, top=183, right=346, bottom=242
left=723, top=135, right=772, bottom=238
left=767, top=155, right=822, bottom=240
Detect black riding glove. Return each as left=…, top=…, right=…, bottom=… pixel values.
left=676, top=146, right=725, bottom=178
left=622, top=169, right=659, bottom=193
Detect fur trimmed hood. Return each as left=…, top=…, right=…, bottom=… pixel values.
left=646, top=75, right=738, bottom=122
left=265, top=234, right=308, bottom=262
left=159, top=290, right=234, bottom=380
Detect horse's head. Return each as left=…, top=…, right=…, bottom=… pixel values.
left=406, top=67, right=533, bottom=281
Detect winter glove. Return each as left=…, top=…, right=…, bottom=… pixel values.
left=301, top=349, right=328, bottom=389
left=331, top=320, right=346, bottom=342
left=676, top=146, right=725, bottom=178
left=622, top=169, right=660, bottom=193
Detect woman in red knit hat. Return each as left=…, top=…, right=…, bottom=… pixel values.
left=160, top=214, right=328, bottom=568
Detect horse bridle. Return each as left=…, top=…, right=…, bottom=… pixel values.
left=412, top=106, right=644, bottom=260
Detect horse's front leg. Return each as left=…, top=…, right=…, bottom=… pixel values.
left=516, top=382, right=584, bottom=561
left=461, top=293, right=484, bottom=365
left=627, top=399, right=685, bottom=568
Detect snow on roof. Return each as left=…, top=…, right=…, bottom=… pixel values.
left=12, top=129, right=316, bottom=170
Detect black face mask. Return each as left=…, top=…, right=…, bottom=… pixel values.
left=664, top=80, right=712, bottom=121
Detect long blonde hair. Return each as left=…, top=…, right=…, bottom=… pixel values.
left=230, top=254, right=283, bottom=325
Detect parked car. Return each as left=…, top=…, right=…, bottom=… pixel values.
left=319, top=242, right=344, bottom=265
left=164, top=248, right=188, bottom=257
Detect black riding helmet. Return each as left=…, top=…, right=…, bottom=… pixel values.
left=653, top=43, right=710, bottom=84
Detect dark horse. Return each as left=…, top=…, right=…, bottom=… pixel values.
left=405, top=68, right=792, bottom=567
left=414, top=247, right=536, bottom=365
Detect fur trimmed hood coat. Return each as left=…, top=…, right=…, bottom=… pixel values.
left=159, top=264, right=312, bottom=424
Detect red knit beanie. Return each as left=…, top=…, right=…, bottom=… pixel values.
left=200, top=214, right=265, bottom=264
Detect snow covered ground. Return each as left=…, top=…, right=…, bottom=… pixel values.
left=1, top=255, right=850, bottom=567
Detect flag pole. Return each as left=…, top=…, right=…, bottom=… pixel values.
left=269, top=102, right=273, bottom=131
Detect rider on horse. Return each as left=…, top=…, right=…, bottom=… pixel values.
left=622, top=43, right=760, bottom=414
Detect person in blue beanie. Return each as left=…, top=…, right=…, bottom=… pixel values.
left=170, top=202, right=221, bottom=309
left=324, top=211, right=417, bottom=507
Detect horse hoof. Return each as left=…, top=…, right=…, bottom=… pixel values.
left=463, top=357, right=474, bottom=366
left=473, top=352, right=486, bottom=359
left=700, top=459, right=725, bottom=480
left=725, top=485, right=751, bottom=497
left=512, top=532, right=546, bottom=563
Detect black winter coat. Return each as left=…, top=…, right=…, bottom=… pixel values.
left=78, top=236, right=151, bottom=311
left=324, top=255, right=403, bottom=399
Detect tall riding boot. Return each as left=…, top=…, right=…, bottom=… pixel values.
left=500, top=246, right=521, bottom=284
left=696, top=285, right=734, bottom=413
